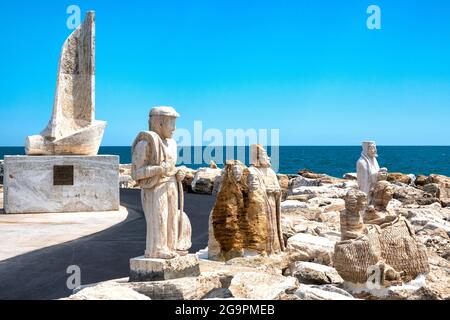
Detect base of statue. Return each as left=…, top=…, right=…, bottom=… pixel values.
left=129, top=254, right=200, bottom=282
left=3, top=155, right=119, bottom=214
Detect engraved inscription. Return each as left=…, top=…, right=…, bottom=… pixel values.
left=54, top=165, right=74, bottom=185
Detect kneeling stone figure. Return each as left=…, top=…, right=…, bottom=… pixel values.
left=335, top=188, right=429, bottom=288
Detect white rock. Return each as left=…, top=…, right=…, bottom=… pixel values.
left=286, top=261, right=343, bottom=285
left=343, top=173, right=357, bottom=180
left=289, top=186, right=349, bottom=199
left=65, top=282, right=150, bottom=300
left=119, top=175, right=133, bottom=188
left=386, top=199, right=403, bottom=211
left=397, top=206, right=450, bottom=233
left=281, top=200, right=311, bottom=213
left=308, top=197, right=345, bottom=213
left=295, top=284, right=355, bottom=300
left=191, top=168, right=222, bottom=194
left=286, top=233, right=336, bottom=265
left=129, top=254, right=200, bottom=282
left=127, top=273, right=223, bottom=300
left=229, top=272, right=299, bottom=300
left=290, top=176, right=321, bottom=188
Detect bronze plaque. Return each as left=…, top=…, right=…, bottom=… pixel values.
left=53, top=165, right=74, bottom=186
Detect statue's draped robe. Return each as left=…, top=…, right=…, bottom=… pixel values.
left=132, top=131, right=180, bottom=258
left=357, top=147, right=380, bottom=195
left=248, top=166, right=285, bottom=254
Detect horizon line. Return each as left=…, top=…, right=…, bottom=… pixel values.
left=1, top=145, right=450, bottom=148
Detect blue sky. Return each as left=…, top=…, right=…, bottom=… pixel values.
left=0, top=0, right=449, bottom=146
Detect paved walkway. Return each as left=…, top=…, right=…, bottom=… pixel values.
left=0, top=189, right=214, bottom=300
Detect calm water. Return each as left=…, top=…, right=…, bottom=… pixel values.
left=1, top=146, right=449, bottom=177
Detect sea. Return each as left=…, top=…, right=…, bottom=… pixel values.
left=1, top=146, right=449, bottom=178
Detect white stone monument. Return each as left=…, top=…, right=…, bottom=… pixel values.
left=3, top=11, right=119, bottom=214
left=356, top=141, right=387, bottom=196
left=129, top=106, right=199, bottom=282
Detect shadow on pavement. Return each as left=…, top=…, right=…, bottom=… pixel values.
left=0, top=189, right=215, bottom=300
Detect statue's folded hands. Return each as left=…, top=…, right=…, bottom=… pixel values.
left=133, top=165, right=163, bottom=181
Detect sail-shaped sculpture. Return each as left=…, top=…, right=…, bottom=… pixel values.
left=26, top=11, right=106, bottom=155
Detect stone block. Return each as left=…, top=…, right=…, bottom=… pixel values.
left=129, top=254, right=200, bottom=282
left=3, top=155, right=119, bottom=213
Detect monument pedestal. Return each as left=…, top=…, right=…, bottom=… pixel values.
left=129, top=254, right=200, bottom=282
left=3, top=155, right=119, bottom=214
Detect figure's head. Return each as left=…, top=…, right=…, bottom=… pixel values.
left=250, top=144, right=271, bottom=168
left=345, top=189, right=368, bottom=214
left=149, top=106, right=179, bottom=139
left=369, top=181, right=394, bottom=209
left=362, top=141, right=378, bottom=158
left=225, top=160, right=245, bottom=182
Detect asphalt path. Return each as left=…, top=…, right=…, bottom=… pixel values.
left=0, top=189, right=215, bottom=300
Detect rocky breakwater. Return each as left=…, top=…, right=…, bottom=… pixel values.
left=81, top=166, right=450, bottom=300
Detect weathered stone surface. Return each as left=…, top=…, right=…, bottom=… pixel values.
left=291, top=176, right=322, bottom=188
left=119, top=164, right=137, bottom=188
left=182, top=167, right=196, bottom=192
left=277, top=174, right=289, bottom=200
left=387, top=173, right=413, bottom=185
left=343, top=173, right=357, bottom=180
left=65, top=281, right=150, bottom=300
left=209, top=160, right=218, bottom=169
left=288, top=185, right=350, bottom=199
left=294, top=284, right=355, bottom=300
left=202, top=288, right=233, bottom=299
left=364, top=181, right=398, bottom=225
left=209, top=157, right=284, bottom=260
left=228, top=272, right=298, bottom=300
left=308, top=197, right=345, bottom=214
left=297, top=169, right=344, bottom=184
left=26, top=12, right=106, bottom=156
left=281, top=197, right=344, bottom=221
left=191, top=168, right=222, bottom=194
left=426, top=174, right=450, bottom=207
left=423, top=183, right=440, bottom=198
left=281, top=200, right=316, bottom=219
left=3, top=155, right=119, bottom=213
left=415, top=175, right=428, bottom=187
left=334, top=217, right=430, bottom=286
left=285, top=261, right=343, bottom=285
left=286, top=233, right=335, bottom=265
left=129, top=254, right=200, bottom=282
left=421, top=252, right=450, bottom=299
left=395, top=204, right=450, bottom=234
left=199, top=252, right=285, bottom=277
left=127, top=273, right=223, bottom=300
left=119, top=174, right=134, bottom=188
left=393, top=184, right=439, bottom=205
left=286, top=194, right=315, bottom=202
left=339, top=190, right=367, bottom=241
left=317, top=211, right=340, bottom=225
left=281, top=216, right=297, bottom=243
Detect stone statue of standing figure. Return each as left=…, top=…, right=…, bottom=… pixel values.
left=248, top=144, right=285, bottom=254
left=356, top=141, right=388, bottom=196
left=131, top=106, right=191, bottom=259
